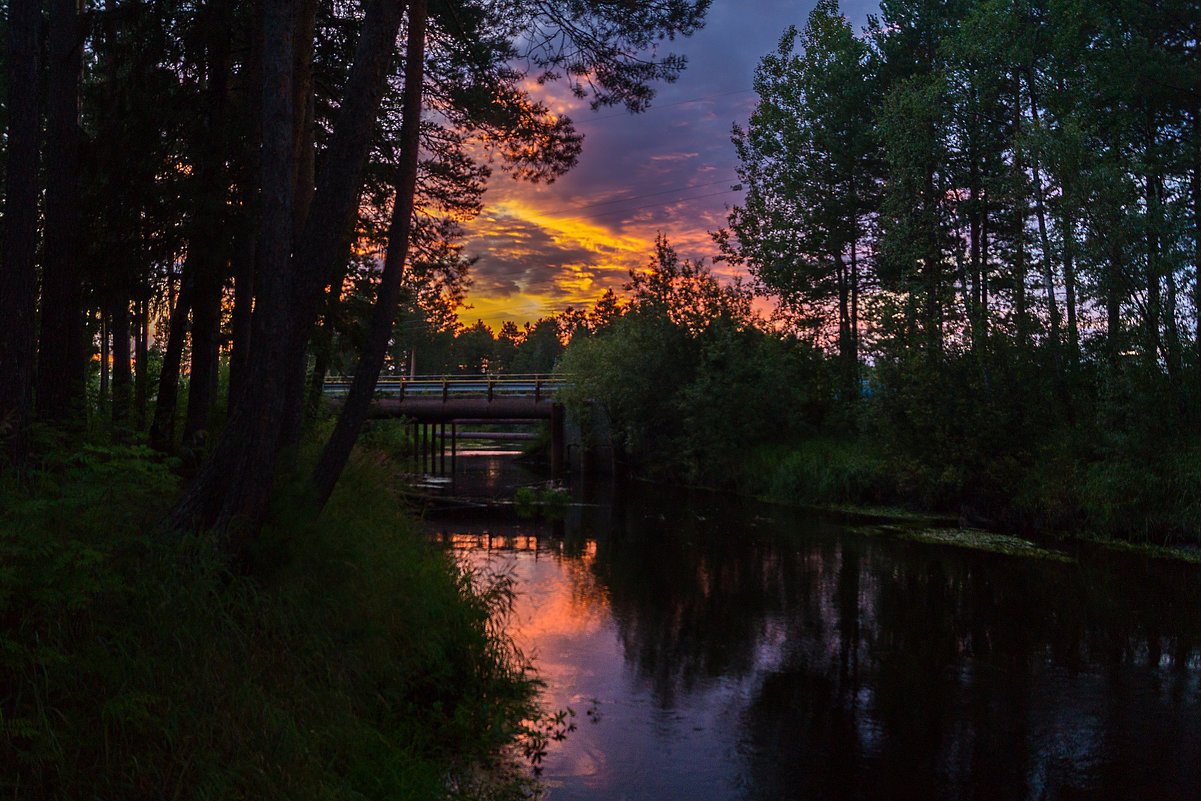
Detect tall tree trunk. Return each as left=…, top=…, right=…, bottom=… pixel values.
left=228, top=11, right=263, bottom=405
left=229, top=219, right=257, bottom=403
left=1106, top=253, right=1123, bottom=366
left=293, top=0, right=318, bottom=233
left=1011, top=84, right=1030, bottom=352
left=1060, top=211, right=1080, bottom=371
left=184, top=0, right=233, bottom=445
left=135, top=297, right=150, bottom=427
left=0, top=0, right=42, bottom=466
left=111, top=296, right=133, bottom=436
left=312, top=0, right=428, bottom=505
left=183, top=268, right=223, bottom=443
left=1192, top=106, right=1201, bottom=359
left=836, top=255, right=853, bottom=396
left=1145, top=172, right=1163, bottom=362
left=172, top=0, right=410, bottom=538
left=39, top=0, right=87, bottom=424
left=151, top=272, right=193, bottom=451
left=273, top=0, right=321, bottom=452
left=99, top=314, right=109, bottom=400
left=1025, top=74, right=1063, bottom=373
left=850, top=234, right=860, bottom=391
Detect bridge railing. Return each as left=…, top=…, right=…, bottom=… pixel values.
left=322, top=373, right=569, bottom=403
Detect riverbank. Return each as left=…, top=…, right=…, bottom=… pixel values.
left=0, top=435, right=541, bottom=799
left=742, top=433, right=1201, bottom=553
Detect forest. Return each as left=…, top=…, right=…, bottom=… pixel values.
left=548, top=0, right=1201, bottom=543
left=1, top=0, right=1199, bottom=796
left=0, top=0, right=707, bottom=796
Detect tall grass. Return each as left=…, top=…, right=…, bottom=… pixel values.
left=1, top=431, right=542, bottom=799
left=745, top=437, right=893, bottom=508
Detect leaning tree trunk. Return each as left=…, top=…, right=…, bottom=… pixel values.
left=312, top=0, right=428, bottom=506
left=171, top=0, right=408, bottom=541
left=0, top=0, right=42, bottom=467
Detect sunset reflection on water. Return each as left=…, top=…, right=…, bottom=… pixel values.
left=425, top=456, right=1201, bottom=801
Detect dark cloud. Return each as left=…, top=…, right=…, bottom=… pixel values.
left=466, top=213, right=611, bottom=300
left=460, top=0, right=881, bottom=327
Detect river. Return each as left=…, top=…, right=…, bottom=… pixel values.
left=424, top=454, right=1201, bottom=800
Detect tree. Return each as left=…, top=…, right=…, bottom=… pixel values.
left=38, top=0, right=87, bottom=423
left=0, top=0, right=41, bottom=465
left=172, top=0, right=712, bottom=538
left=723, top=0, right=877, bottom=394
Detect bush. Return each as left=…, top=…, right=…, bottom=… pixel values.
left=1, top=437, right=541, bottom=800
left=750, top=437, right=892, bottom=506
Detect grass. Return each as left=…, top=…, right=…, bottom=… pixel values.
left=1, top=429, right=545, bottom=800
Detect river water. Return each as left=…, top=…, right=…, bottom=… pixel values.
left=424, top=454, right=1201, bottom=800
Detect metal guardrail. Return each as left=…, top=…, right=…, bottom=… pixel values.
left=322, top=374, right=568, bottom=403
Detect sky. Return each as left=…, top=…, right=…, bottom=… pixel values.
left=457, top=0, right=881, bottom=330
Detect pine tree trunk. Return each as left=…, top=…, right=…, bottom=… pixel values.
left=150, top=275, right=193, bottom=452
left=0, top=0, right=41, bottom=466
left=293, top=0, right=318, bottom=233
left=111, top=297, right=133, bottom=437
left=39, top=0, right=87, bottom=424
left=836, top=255, right=853, bottom=396
left=99, top=314, right=109, bottom=400
left=312, top=0, right=428, bottom=505
left=1192, top=107, right=1201, bottom=358
left=1025, top=75, right=1062, bottom=371
left=184, top=0, right=233, bottom=445
left=1059, top=211, right=1080, bottom=369
left=135, top=297, right=149, bottom=427
left=229, top=221, right=257, bottom=404
left=171, top=0, right=408, bottom=538
left=183, top=270, right=223, bottom=444
left=849, top=236, right=860, bottom=390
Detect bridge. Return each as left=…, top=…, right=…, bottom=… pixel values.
left=323, top=374, right=569, bottom=475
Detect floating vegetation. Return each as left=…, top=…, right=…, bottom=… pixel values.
left=514, top=483, right=572, bottom=521
left=903, top=528, right=1074, bottom=562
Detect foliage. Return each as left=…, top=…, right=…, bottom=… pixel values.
left=698, top=0, right=1201, bottom=543
left=558, top=238, right=830, bottom=485
left=513, top=483, right=572, bottom=521
left=0, top=436, right=545, bottom=799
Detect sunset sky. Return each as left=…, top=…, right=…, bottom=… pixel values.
left=457, top=0, right=880, bottom=330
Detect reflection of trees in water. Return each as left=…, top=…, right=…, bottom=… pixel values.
left=580, top=489, right=1201, bottom=799
left=587, top=493, right=832, bottom=707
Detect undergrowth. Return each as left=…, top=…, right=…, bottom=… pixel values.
left=1, top=430, right=544, bottom=799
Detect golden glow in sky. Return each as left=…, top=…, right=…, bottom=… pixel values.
left=455, top=0, right=880, bottom=331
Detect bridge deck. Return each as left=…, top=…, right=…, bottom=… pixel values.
left=323, top=374, right=567, bottom=421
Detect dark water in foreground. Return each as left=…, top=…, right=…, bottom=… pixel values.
left=425, top=455, right=1201, bottom=800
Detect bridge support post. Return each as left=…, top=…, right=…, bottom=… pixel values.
left=550, top=402, right=565, bottom=478
left=439, top=422, right=446, bottom=474
left=409, top=422, right=416, bottom=470
left=422, top=423, right=430, bottom=473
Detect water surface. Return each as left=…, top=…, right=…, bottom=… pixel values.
left=426, top=456, right=1201, bottom=800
